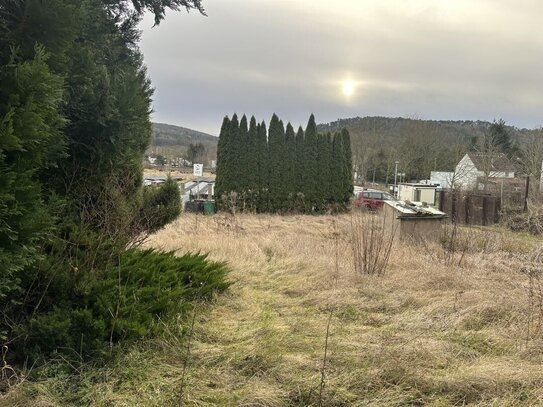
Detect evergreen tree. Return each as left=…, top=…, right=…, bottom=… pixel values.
left=489, top=119, right=515, bottom=156
left=246, top=116, right=259, bottom=209
left=256, top=121, right=269, bottom=212
left=215, top=115, right=231, bottom=201
left=317, top=133, right=333, bottom=208
left=303, top=114, right=320, bottom=211
left=227, top=113, right=240, bottom=193
left=268, top=114, right=285, bottom=211
left=294, top=126, right=305, bottom=196
left=216, top=114, right=352, bottom=213
left=341, top=128, right=354, bottom=202
left=0, top=0, right=199, bottom=361
left=331, top=132, right=345, bottom=203
left=0, top=45, right=66, bottom=305
left=284, top=123, right=297, bottom=209
left=238, top=114, right=249, bottom=192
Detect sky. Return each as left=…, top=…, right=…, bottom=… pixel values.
left=139, top=0, right=543, bottom=135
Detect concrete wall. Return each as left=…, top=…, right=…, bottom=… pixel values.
left=384, top=204, right=444, bottom=244
left=399, top=218, right=444, bottom=243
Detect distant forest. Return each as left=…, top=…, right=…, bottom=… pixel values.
left=148, top=123, right=217, bottom=165
left=319, top=117, right=543, bottom=184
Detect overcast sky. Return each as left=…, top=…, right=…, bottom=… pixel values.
left=139, top=0, right=543, bottom=135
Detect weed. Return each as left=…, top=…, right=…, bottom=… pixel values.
left=350, top=212, right=395, bottom=276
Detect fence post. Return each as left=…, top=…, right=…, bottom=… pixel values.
left=524, top=175, right=530, bottom=212
left=465, top=195, right=470, bottom=224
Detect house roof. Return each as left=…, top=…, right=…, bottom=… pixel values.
left=466, top=153, right=516, bottom=172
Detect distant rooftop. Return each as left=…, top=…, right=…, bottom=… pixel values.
left=466, top=153, right=515, bottom=172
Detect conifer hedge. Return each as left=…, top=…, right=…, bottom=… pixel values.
left=215, top=114, right=353, bottom=213
left=0, top=0, right=227, bottom=366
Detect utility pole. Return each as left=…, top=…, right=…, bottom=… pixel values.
left=524, top=175, right=530, bottom=212
left=394, top=161, right=399, bottom=198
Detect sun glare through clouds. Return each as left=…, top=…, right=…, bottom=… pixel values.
left=342, top=80, right=356, bottom=98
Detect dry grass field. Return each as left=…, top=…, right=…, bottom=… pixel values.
left=3, top=212, right=543, bottom=406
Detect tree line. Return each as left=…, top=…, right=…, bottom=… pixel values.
left=321, top=116, right=532, bottom=185
left=215, top=113, right=353, bottom=212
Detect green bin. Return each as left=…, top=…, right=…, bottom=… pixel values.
left=203, top=201, right=216, bottom=215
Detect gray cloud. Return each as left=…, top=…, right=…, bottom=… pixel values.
left=139, top=0, right=543, bottom=134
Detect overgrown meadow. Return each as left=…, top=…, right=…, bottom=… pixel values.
left=6, top=212, right=542, bottom=406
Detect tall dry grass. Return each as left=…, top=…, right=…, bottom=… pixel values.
left=350, top=212, right=396, bottom=276
left=3, top=213, right=543, bottom=406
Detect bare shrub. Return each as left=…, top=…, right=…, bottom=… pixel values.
left=435, top=222, right=471, bottom=267
left=503, top=204, right=543, bottom=235
left=519, top=247, right=543, bottom=342
left=429, top=221, right=525, bottom=268
left=214, top=192, right=244, bottom=234
left=350, top=212, right=396, bottom=276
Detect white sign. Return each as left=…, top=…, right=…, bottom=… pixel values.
left=193, top=163, right=203, bottom=177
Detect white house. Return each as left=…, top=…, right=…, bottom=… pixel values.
left=454, top=153, right=515, bottom=189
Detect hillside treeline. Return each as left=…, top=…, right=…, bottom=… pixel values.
left=216, top=113, right=353, bottom=213
left=0, top=0, right=227, bottom=367
left=149, top=122, right=217, bottom=165
left=320, top=116, right=542, bottom=184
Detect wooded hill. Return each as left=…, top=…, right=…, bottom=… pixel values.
left=148, top=123, right=218, bottom=163
left=151, top=122, right=218, bottom=147
left=318, top=116, right=541, bottom=184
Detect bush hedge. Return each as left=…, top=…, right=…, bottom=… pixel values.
left=12, top=249, right=229, bottom=363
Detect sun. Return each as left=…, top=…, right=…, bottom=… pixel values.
left=341, top=80, right=356, bottom=97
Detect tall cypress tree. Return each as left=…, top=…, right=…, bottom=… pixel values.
left=268, top=114, right=285, bottom=211
left=303, top=114, right=320, bottom=211
left=227, top=113, right=240, bottom=194
left=256, top=121, right=269, bottom=212
left=341, top=128, right=353, bottom=202
left=331, top=131, right=344, bottom=203
left=245, top=116, right=259, bottom=209
left=215, top=115, right=231, bottom=201
left=317, top=133, right=333, bottom=209
left=284, top=123, right=297, bottom=209
left=237, top=114, right=249, bottom=192
left=246, top=116, right=259, bottom=189
left=294, top=126, right=305, bottom=196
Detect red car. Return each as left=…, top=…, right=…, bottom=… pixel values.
left=354, top=189, right=395, bottom=210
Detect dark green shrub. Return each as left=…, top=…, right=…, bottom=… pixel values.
left=12, top=249, right=229, bottom=363
left=138, top=177, right=181, bottom=234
